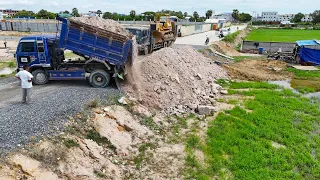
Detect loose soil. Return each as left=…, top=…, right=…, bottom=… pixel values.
left=224, top=59, right=291, bottom=81
left=121, top=45, right=228, bottom=114
left=69, top=16, right=131, bottom=38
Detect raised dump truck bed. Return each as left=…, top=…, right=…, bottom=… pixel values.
left=57, top=16, right=133, bottom=67
left=15, top=16, right=134, bottom=88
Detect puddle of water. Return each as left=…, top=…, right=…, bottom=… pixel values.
left=0, top=67, right=15, bottom=75
left=269, top=80, right=320, bottom=98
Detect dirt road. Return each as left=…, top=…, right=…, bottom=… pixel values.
left=0, top=78, right=120, bottom=156
left=175, top=25, right=247, bottom=46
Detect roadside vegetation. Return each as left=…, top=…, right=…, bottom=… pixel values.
left=184, top=80, right=320, bottom=179
left=245, top=29, right=320, bottom=42
left=222, top=30, right=241, bottom=43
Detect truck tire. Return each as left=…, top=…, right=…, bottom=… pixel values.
left=89, top=69, right=110, bottom=88
left=149, top=45, right=153, bottom=54
left=32, top=69, right=49, bottom=85
left=143, top=46, right=149, bottom=55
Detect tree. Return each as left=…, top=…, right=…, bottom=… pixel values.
left=193, top=11, right=199, bottom=21
left=97, top=10, right=102, bottom=17
left=130, top=10, right=136, bottom=20
left=206, top=9, right=213, bottom=19
left=238, top=13, right=252, bottom=22
left=63, top=10, right=70, bottom=14
left=102, top=12, right=112, bottom=19
left=71, top=8, right=80, bottom=17
left=184, top=12, right=188, bottom=17
left=311, top=10, right=320, bottom=24
left=112, top=12, right=118, bottom=20
left=36, top=9, right=55, bottom=19
left=232, top=9, right=239, bottom=21
left=292, top=12, right=305, bottom=23
left=142, top=11, right=155, bottom=21
left=14, top=10, right=35, bottom=17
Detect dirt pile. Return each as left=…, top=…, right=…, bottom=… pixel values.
left=122, top=46, right=229, bottom=114
left=224, top=59, right=291, bottom=81
left=69, top=16, right=131, bottom=38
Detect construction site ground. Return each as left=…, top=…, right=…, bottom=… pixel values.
left=1, top=26, right=320, bottom=179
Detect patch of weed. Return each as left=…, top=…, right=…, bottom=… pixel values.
left=227, top=99, right=239, bottom=105
left=232, top=56, right=249, bottom=62
left=94, top=169, right=106, bottom=178
left=186, top=134, right=200, bottom=150
left=134, top=142, right=156, bottom=169
left=287, top=68, right=320, bottom=79
left=230, top=81, right=279, bottom=89
left=222, top=30, right=241, bottom=43
left=86, top=130, right=116, bottom=152
left=8, top=61, right=15, bottom=68
left=63, top=139, right=79, bottom=148
left=295, top=86, right=316, bottom=94
left=216, top=79, right=230, bottom=88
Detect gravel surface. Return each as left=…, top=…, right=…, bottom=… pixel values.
left=0, top=80, right=120, bottom=157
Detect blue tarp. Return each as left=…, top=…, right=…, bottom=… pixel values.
left=296, top=40, right=320, bottom=46
left=299, top=48, right=320, bottom=65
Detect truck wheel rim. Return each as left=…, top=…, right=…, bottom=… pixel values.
left=36, top=73, right=46, bottom=83
left=93, top=74, right=105, bottom=86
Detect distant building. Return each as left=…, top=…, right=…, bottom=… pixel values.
left=261, top=12, right=278, bottom=21
left=213, top=12, right=234, bottom=22
left=302, top=14, right=313, bottom=22
left=278, top=14, right=295, bottom=22
left=0, top=9, right=20, bottom=16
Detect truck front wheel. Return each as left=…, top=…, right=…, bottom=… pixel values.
left=32, top=69, right=49, bottom=85
left=89, top=69, right=110, bottom=88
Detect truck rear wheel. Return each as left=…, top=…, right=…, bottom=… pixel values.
left=32, top=69, right=49, bottom=85
left=143, top=46, right=149, bottom=55
left=89, top=69, right=110, bottom=88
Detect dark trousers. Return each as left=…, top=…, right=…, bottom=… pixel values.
left=22, top=88, right=32, bottom=103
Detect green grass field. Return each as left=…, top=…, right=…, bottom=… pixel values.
left=184, top=81, right=320, bottom=179
left=246, top=29, right=320, bottom=42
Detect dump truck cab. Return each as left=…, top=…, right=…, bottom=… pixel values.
left=126, top=26, right=152, bottom=55
left=16, top=35, right=61, bottom=70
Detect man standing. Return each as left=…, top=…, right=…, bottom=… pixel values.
left=15, top=65, right=33, bottom=103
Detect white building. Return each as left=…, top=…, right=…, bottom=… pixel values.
left=214, top=13, right=234, bottom=22
left=261, top=12, right=278, bottom=21
left=278, top=14, right=295, bottom=22
left=302, top=14, right=313, bottom=22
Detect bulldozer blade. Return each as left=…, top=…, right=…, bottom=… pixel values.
left=152, top=31, right=164, bottom=42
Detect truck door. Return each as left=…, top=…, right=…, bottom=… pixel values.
left=16, top=40, right=38, bottom=68
left=36, top=40, right=48, bottom=65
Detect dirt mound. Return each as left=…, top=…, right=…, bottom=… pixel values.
left=69, top=16, right=131, bottom=37
left=224, top=59, right=291, bottom=81
left=121, top=46, right=228, bottom=114
left=211, top=41, right=241, bottom=56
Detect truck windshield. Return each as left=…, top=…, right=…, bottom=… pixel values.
left=127, top=29, right=142, bottom=39
left=19, top=42, right=35, bottom=52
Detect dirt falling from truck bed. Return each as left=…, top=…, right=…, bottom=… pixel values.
left=121, top=46, right=229, bottom=113
left=69, top=16, right=131, bottom=38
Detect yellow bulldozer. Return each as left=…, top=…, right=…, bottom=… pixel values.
left=151, top=14, right=177, bottom=46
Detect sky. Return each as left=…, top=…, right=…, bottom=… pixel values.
left=0, top=0, right=318, bottom=16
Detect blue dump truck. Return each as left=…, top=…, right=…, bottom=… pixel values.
left=15, top=15, right=134, bottom=88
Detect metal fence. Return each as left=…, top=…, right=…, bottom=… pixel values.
left=242, top=40, right=296, bottom=53
left=0, top=21, right=60, bottom=32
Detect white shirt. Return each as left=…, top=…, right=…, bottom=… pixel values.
left=16, top=70, right=33, bottom=89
